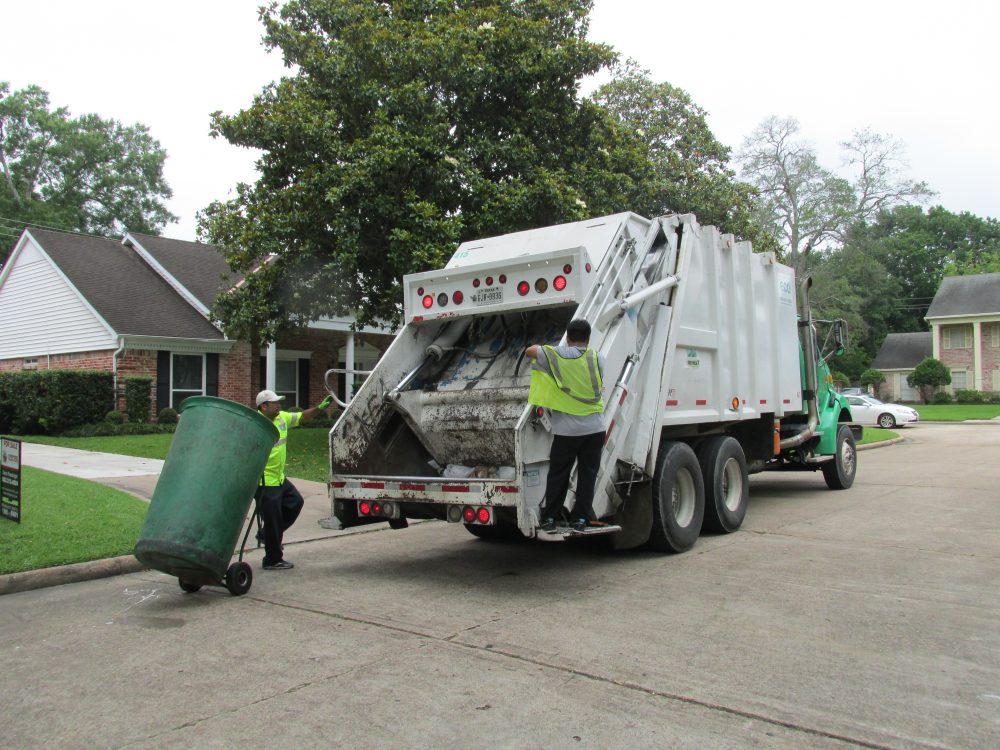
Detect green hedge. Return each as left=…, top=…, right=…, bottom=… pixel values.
left=0, top=370, right=113, bottom=434
left=124, top=376, right=152, bottom=422
left=60, top=421, right=176, bottom=438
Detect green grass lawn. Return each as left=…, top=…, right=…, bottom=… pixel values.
left=0, top=467, right=149, bottom=575
left=913, top=404, right=1000, bottom=421
left=858, top=427, right=897, bottom=445
left=18, top=426, right=332, bottom=483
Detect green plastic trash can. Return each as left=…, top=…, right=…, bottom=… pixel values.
left=134, top=396, right=278, bottom=595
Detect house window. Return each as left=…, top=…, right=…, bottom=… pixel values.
left=171, top=353, right=205, bottom=408
left=942, top=325, right=971, bottom=349
left=275, top=359, right=299, bottom=407
left=950, top=370, right=968, bottom=392
left=22, top=357, right=38, bottom=370
left=991, top=324, right=1000, bottom=348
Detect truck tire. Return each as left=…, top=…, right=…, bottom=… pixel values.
left=697, top=436, right=748, bottom=533
left=822, top=424, right=857, bottom=490
left=647, top=441, right=705, bottom=553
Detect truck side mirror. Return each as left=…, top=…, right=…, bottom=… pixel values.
left=833, top=320, right=847, bottom=357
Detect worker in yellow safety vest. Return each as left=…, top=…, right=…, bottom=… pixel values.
left=255, top=389, right=334, bottom=570
left=525, top=318, right=606, bottom=533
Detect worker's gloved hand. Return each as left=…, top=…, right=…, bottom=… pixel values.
left=318, top=395, right=334, bottom=410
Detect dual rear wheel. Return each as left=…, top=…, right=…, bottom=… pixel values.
left=647, top=436, right=749, bottom=553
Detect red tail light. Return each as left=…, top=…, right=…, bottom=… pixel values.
left=472, top=278, right=481, bottom=288
left=563, top=264, right=572, bottom=274
left=499, top=274, right=507, bottom=284
left=453, top=290, right=464, bottom=304
left=517, top=281, right=530, bottom=296
left=422, top=295, right=433, bottom=309
left=372, top=502, right=383, bottom=515
left=476, top=507, right=491, bottom=524
left=585, top=263, right=592, bottom=272
left=417, top=287, right=424, bottom=295
left=553, top=275, right=567, bottom=291
left=485, top=276, right=494, bottom=285
left=359, top=501, right=371, bottom=515
left=462, top=506, right=476, bottom=523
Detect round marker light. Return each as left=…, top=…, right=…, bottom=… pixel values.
left=563, top=264, right=572, bottom=274
left=517, top=281, right=530, bottom=296
left=372, top=502, right=383, bottom=515
left=731, top=397, right=740, bottom=411
left=417, top=287, right=424, bottom=296
left=553, top=275, right=567, bottom=291
left=437, top=292, right=448, bottom=307
left=422, top=295, right=433, bottom=309
left=453, top=290, right=464, bottom=304
left=534, top=278, right=548, bottom=293
left=462, top=506, right=476, bottom=523
left=473, top=278, right=481, bottom=288
left=499, top=274, right=507, bottom=284
left=359, top=501, right=371, bottom=515
left=485, top=276, right=494, bottom=285
left=477, top=507, right=491, bottom=524
left=585, top=263, right=592, bottom=273
left=536, top=406, right=545, bottom=417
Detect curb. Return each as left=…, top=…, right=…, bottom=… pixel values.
left=0, top=555, right=147, bottom=597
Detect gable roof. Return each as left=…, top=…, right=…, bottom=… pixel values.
left=26, top=227, right=223, bottom=339
left=872, top=332, right=932, bottom=370
left=925, top=273, right=1000, bottom=319
left=125, top=232, right=242, bottom=312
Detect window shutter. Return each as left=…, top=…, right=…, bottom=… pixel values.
left=298, top=358, right=310, bottom=408
left=157, top=351, right=170, bottom=411
left=206, top=353, right=219, bottom=397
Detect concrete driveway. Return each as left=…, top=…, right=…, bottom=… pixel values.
left=2, top=423, right=999, bottom=748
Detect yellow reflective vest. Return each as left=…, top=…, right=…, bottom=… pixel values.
left=528, top=346, right=604, bottom=416
left=261, top=410, right=302, bottom=486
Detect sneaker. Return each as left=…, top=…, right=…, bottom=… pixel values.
left=570, top=518, right=587, bottom=533
left=539, top=517, right=557, bottom=533
left=262, top=560, right=294, bottom=570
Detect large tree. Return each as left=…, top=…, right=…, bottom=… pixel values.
left=202, top=0, right=657, bottom=339
left=736, top=116, right=932, bottom=275
left=591, top=62, right=774, bottom=252
left=0, top=82, right=175, bottom=264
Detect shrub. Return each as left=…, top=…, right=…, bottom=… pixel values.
left=954, top=389, right=986, bottom=403
left=931, top=391, right=953, bottom=404
left=124, top=376, right=152, bottom=423
left=105, top=410, right=127, bottom=424
left=908, top=358, right=951, bottom=404
left=157, top=407, right=179, bottom=425
left=60, top=421, right=176, bottom=438
left=0, top=370, right=113, bottom=434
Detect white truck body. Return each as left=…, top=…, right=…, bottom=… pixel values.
left=328, top=212, right=853, bottom=548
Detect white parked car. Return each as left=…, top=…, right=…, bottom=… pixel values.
left=845, top=395, right=919, bottom=429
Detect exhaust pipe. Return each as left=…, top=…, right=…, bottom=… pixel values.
left=780, top=276, right=820, bottom=450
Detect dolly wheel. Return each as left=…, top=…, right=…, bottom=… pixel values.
left=225, top=561, right=253, bottom=596
left=178, top=579, right=202, bottom=594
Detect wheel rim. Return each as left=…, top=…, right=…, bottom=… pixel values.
left=879, top=414, right=894, bottom=428
left=721, top=457, right=743, bottom=512
left=841, top=438, right=856, bottom=477
left=671, top=468, right=696, bottom=527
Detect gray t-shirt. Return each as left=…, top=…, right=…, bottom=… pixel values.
left=533, top=345, right=607, bottom=436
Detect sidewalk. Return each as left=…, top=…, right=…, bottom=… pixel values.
left=3, top=443, right=375, bottom=595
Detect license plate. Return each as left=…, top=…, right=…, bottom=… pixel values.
left=471, top=286, right=503, bottom=305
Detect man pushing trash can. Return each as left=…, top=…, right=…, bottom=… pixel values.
left=255, top=389, right=334, bottom=570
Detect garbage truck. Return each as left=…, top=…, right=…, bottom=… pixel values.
left=326, top=212, right=856, bottom=552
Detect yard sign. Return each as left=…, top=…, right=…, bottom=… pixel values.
left=1, top=437, right=21, bottom=523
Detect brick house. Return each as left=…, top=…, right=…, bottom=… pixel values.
left=924, top=272, right=1000, bottom=395
left=0, top=227, right=394, bottom=417
left=871, top=332, right=932, bottom=402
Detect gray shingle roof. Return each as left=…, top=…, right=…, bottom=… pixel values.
left=29, top=228, right=223, bottom=339
left=925, top=273, right=1000, bottom=318
left=872, top=332, right=932, bottom=370
left=126, top=232, right=242, bottom=310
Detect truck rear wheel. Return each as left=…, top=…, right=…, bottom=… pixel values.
left=647, top=441, right=704, bottom=553
left=697, top=436, right=748, bottom=533
left=822, top=424, right=857, bottom=490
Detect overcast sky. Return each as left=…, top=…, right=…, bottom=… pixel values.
left=2, top=0, right=997, bottom=241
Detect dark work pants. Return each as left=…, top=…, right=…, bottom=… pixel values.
left=255, top=479, right=304, bottom=565
left=539, top=432, right=605, bottom=523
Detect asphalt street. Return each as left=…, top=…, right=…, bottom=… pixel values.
left=2, top=423, right=999, bottom=749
